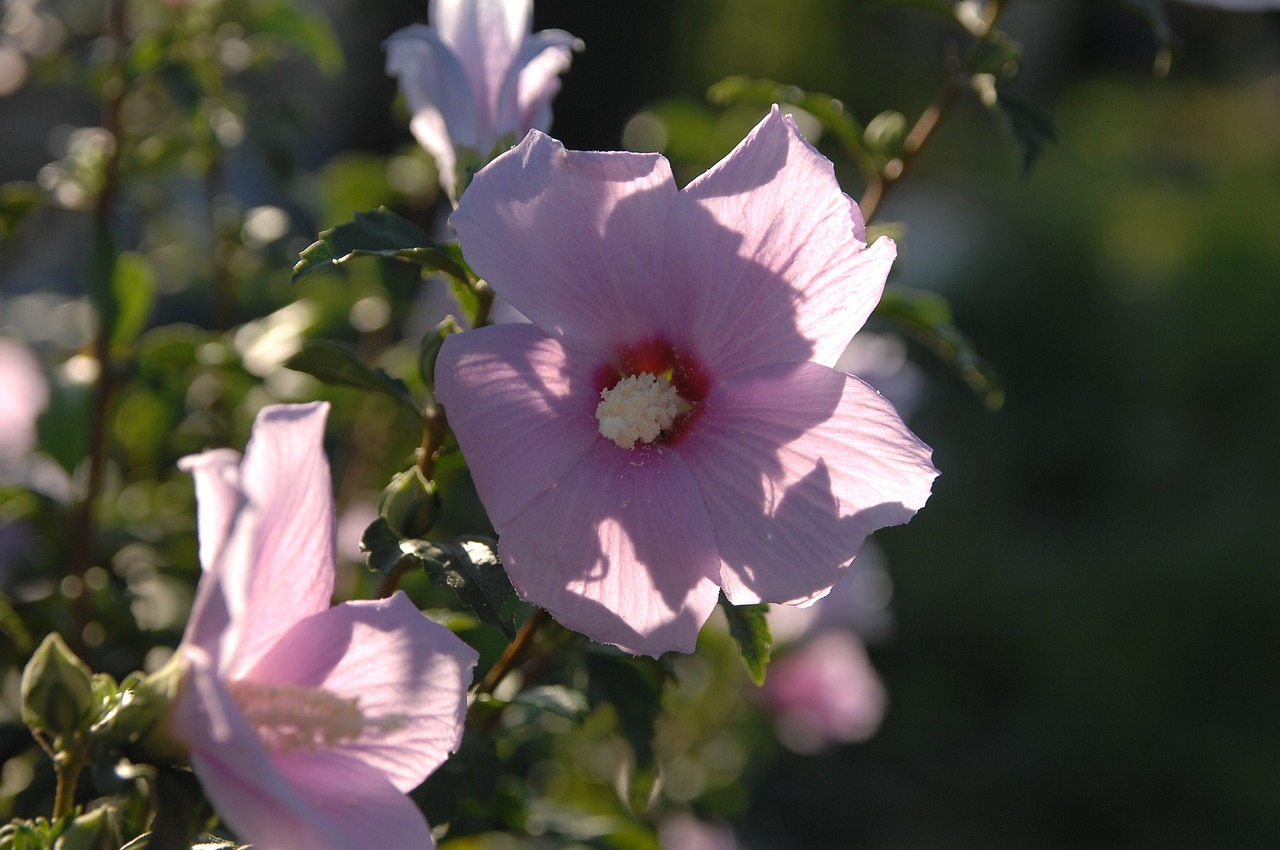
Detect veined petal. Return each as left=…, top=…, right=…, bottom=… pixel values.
left=178, top=448, right=243, bottom=575
left=664, top=107, right=894, bottom=378
left=430, top=0, right=530, bottom=142
left=241, top=594, right=477, bottom=794
left=495, top=29, right=581, bottom=137
left=435, top=324, right=601, bottom=529
left=499, top=441, right=722, bottom=656
left=169, top=655, right=338, bottom=850
left=176, top=448, right=242, bottom=664
left=450, top=130, right=676, bottom=357
left=678, top=361, right=936, bottom=605
left=386, top=24, right=479, bottom=168
left=223, top=402, right=337, bottom=679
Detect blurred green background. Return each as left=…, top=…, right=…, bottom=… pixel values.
left=3, top=0, right=1279, bottom=847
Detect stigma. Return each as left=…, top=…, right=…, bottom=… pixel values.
left=596, top=372, right=686, bottom=449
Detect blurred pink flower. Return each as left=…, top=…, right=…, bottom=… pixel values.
left=760, top=630, right=887, bottom=753
left=658, top=814, right=741, bottom=850
left=385, top=0, right=581, bottom=200
left=169, top=402, right=477, bottom=850
left=0, top=337, right=48, bottom=459
left=436, top=107, right=937, bottom=656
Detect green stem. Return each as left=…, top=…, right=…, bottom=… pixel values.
left=51, top=746, right=86, bottom=821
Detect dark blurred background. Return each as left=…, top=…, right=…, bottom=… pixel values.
left=3, top=0, right=1279, bottom=847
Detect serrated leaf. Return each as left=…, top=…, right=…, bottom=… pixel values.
left=875, top=286, right=1005, bottom=410
left=283, top=340, right=422, bottom=421
left=719, top=594, right=772, bottom=685
left=995, top=93, right=1057, bottom=177
left=400, top=536, right=516, bottom=639
left=292, top=207, right=468, bottom=283
left=513, top=685, right=591, bottom=723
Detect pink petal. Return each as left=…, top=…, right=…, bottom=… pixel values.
left=242, top=594, right=477, bottom=793
left=495, top=29, right=581, bottom=136
left=450, top=130, right=676, bottom=358
left=435, top=322, right=603, bottom=529
left=678, top=361, right=936, bottom=605
left=385, top=24, right=478, bottom=191
left=176, top=448, right=242, bottom=664
left=430, top=0, right=529, bottom=142
left=664, top=107, right=895, bottom=379
left=224, top=402, right=337, bottom=679
left=171, top=654, right=437, bottom=850
left=499, top=441, right=722, bottom=656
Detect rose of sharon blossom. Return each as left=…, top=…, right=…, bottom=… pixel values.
left=168, top=402, right=477, bottom=850
left=385, top=0, right=581, bottom=200
left=760, top=630, right=887, bottom=753
left=436, top=106, right=938, bottom=656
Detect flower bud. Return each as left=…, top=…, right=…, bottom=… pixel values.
left=101, top=655, right=190, bottom=765
left=378, top=466, right=438, bottom=539
left=53, top=806, right=119, bottom=850
left=21, top=632, right=94, bottom=741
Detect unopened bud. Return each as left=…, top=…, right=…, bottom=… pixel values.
left=54, top=806, right=119, bottom=850
left=21, top=632, right=95, bottom=741
left=378, top=466, right=438, bottom=539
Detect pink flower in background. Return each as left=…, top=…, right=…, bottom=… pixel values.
left=437, top=106, right=937, bottom=656
left=385, top=0, right=581, bottom=200
left=0, top=337, right=47, bottom=459
left=760, top=630, right=887, bottom=753
left=169, top=402, right=477, bottom=850
left=658, top=815, right=741, bottom=850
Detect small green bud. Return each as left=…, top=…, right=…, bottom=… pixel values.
left=864, top=111, right=908, bottom=159
left=53, top=807, right=119, bottom=850
left=378, top=466, right=439, bottom=539
left=102, top=655, right=190, bottom=765
left=418, top=315, right=462, bottom=393
left=21, top=633, right=95, bottom=741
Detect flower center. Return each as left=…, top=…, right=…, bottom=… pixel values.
left=226, top=680, right=373, bottom=754
left=596, top=372, right=687, bottom=449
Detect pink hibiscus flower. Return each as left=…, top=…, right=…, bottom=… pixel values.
left=436, top=107, right=938, bottom=656
left=168, top=402, right=477, bottom=850
left=0, top=336, right=47, bottom=460
left=759, top=630, right=887, bottom=753
left=385, top=0, right=582, bottom=200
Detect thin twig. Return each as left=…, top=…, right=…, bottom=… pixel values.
left=477, top=607, right=550, bottom=697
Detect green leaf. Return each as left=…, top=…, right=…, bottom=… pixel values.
left=251, top=0, right=344, bottom=74
left=400, top=536, right=516, bottom=639
left=418, top=316, right=462, bottom=393
left=875, top=286, right=1005, bottom=410
left=719, top=594, right=772, bottom=685
left=512, top=685, right=591, bottom=724
left=995, top=93, right=1057, bottom=178
left=292, top=207, right=468, bottom=283
left=0, top=181, right=41, bottom=239
left=359, top=517, right=411, bottom=577
left=283, top=339, right=422, bottom=421
left=585, top=653, right=669, bottom=774
left=110, top=251, right=156, bottom=353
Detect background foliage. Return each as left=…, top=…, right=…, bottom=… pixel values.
left=2, top=0, right=1279, bottom=847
